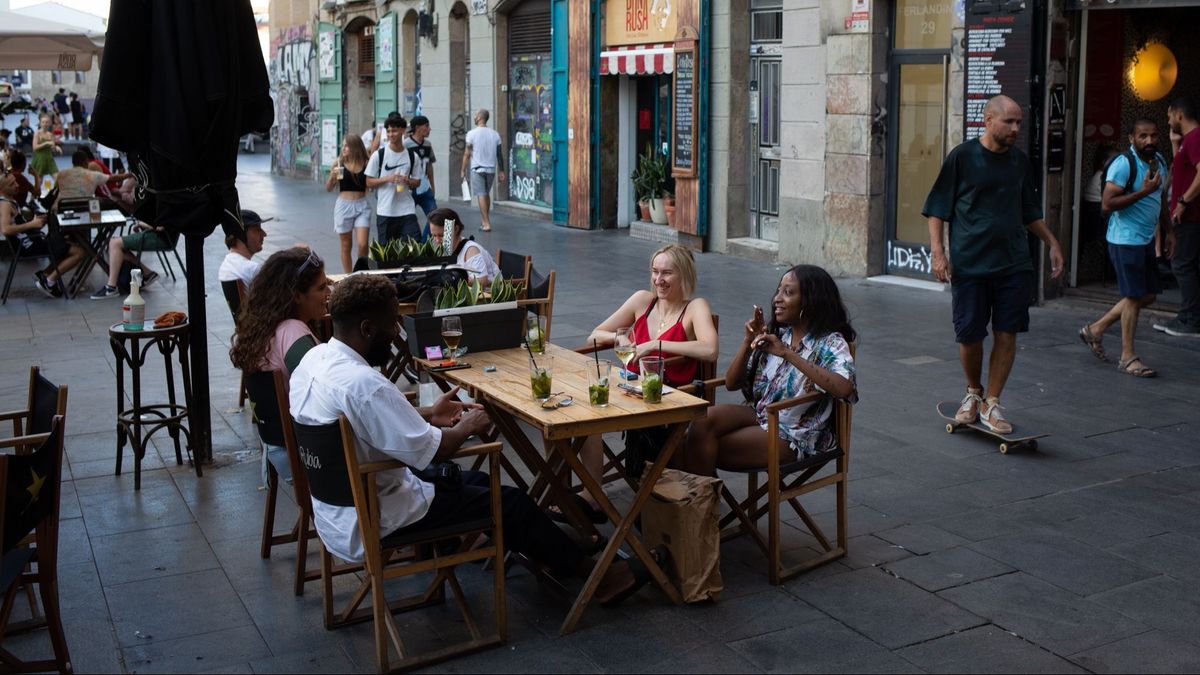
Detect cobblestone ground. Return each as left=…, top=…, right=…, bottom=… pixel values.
left=1, top=154, right=1198, bottom=673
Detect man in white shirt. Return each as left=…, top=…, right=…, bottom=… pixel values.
left=365, top=113, right=422, bottom=245
left=217, top=209, right=268, bottom=288
left=461, top=109, right=505, bottom=232
left=290, top=275, right=648, bottom=603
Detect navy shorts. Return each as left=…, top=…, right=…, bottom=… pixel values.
left=376, top=214, right=420, bottom=244
left=950, top=271, right=1033, bottom=343
left=1108, top=242, right=1161, bottom=299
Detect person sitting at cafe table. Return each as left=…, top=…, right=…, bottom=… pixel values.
left=676, top=264, right=857, bottom=478
left=290, top=273, right=659, bottom=604
left=549, top=244, right=718, bottom=520
left=55, top=149, right=131, bottom=201
left=0, top=171, right=86, bottom=298
left=231, top=246, right=331, bottom=486
left=89, top=222, right=167, bottom=299
left=217, top=210, right=269, bottom=288
left=427, top=207, right=500, bottom=286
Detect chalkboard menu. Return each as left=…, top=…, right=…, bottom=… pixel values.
left=963, top=0, right=1033, bottom=150
left=672, top=47, right=697, bottom=177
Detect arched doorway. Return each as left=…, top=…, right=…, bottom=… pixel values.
left=401, top=10, right=420, bottom=115
left=449, top=2, right=471, bottom=198
left=343, top=16, right=376, bottom=140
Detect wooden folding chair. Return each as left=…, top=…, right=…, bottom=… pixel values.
left=494, top=250, right=531, bottom=293
left=718, top=345, right=855, bottom=585
left=518, top=267, right=555, bottom=342
left=0, top=367, right=68, bottom=454
left=221, top=280, right=249, bottom=408
left=0, top=415, right=72, bottom=674
left=293, top=416, right=506, bottom=672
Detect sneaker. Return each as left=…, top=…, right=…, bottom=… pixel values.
left=1152, top=320, right=1170, bottom=333
left=90, top=285, right=121, bottom=300
left=33, top=272, right=60, bottom=299
left=980, top=398, right=1013, bottom=435
left=141, top=270, right=159, bottom=288
left=955, top=387, right=984, bottom=424
left=1163, top=319, right=1200, bottom=338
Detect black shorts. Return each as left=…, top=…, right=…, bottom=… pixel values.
left=15, top=232, right=70, bottom=261
left=950, top=271, right=1033, bottom=343
left=376, top=214, right=420, bottom=244
left=1108, top=242, right=1161, bottom=299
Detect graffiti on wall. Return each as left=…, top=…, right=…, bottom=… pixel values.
left=271, top=25, right=319, bottom=178
left=508, top=55, right=553, bottom=208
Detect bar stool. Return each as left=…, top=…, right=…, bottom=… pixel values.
left=108, top=321, right=203, bottom=489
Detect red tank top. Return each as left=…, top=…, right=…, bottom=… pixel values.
left=630, top=298, right=697, bottom=386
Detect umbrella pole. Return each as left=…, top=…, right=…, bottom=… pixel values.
left=185, top=233, right=213, bottom=466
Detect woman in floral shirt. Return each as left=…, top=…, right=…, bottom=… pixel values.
left=678, top=265, right=857, bottom=476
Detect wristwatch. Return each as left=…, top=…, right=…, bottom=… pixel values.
left=1180, top=198, right=1190, bottom=206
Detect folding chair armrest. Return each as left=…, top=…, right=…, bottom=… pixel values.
left=765, top=391, right=825, bottom=415
left=0, top=431, right=51, bottom=451
left=403, top=390, right=418, bottom=402
left=675, top=377, right=726, bottom=402
left=358, top=459, right=410, bottom=475
left=0, top=409, right=31, bottom=423
left=452, top=441, right=503, bottom=459
left=573, top=342, right=610, bottom=355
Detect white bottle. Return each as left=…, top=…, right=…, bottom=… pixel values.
left=123, top=269, right=145, bottom=330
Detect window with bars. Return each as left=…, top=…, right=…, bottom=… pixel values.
left=359, top=25, right=375, bottom=77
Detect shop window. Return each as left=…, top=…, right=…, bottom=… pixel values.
left=51, top=71, right=62, bottom=84
left=74, top=71, right=86, bottom=84
left=895, top=0, right=952, bottom=50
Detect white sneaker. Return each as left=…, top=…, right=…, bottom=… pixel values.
left=979, top=399, right=1013, bottom=435
left=955, top=388, right=984, bottom=424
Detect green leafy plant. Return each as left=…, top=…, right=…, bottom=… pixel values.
left=631, top=143, right=668, bottom=201
left=434, top=277, right=524, bottom=310
left=369, top=237, right=443, bottom=266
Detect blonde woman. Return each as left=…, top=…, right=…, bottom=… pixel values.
left=325, top=134, right=371, bottom=273
left=29, top=115, right=61, bottom=189
left=552, top=245, right=719, bottom=521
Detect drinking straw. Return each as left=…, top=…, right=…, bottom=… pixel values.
left=593, top=339, right=601, bottom=378
left=525, top=338, right=540, bottom=371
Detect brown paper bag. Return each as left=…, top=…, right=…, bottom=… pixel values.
left=640, top=465, right=723, bottom=603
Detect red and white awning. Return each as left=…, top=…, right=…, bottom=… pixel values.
left=600, top=44, right=675, bottom=76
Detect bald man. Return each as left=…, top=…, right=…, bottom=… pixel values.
left=922, top=95, right=1064, bottom=435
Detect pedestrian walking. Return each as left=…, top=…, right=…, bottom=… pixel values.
left=461, top=109, right=505, bottom=232
left=1078, top=119, right=1172, bottom=377
left=364, top=113, right=421, bottom=245
left=922, top=95, right=1065, bottom=434
left=1157, top=97, right=1200, bottom=338
left=326, top=134, right=371, bottom=273
left=14, top=118, right=34, bottom=156
left=404, top=115, right=438, bottom=238
left=68, top=93, right=85, bottom=141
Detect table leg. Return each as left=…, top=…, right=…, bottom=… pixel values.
left=177, top=332, right=201, bottom=478
left=131, top=337, right=143, bottom=491
left=111, top=338, right=127, bottom=476
left=161, top=337, right=184, bottom=466
left=558, top=423, right=687, bottom=636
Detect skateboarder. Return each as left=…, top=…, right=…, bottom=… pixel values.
left=922, top=95, right=1065, bottom=434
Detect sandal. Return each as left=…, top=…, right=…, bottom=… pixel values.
left=547, top=493, right=607, bottom=524
left=1118, top=356, right=1157, bottom=378
left=600, top=545, right=668, bottom=608
left=1079, top=325, right=1109, bottom=362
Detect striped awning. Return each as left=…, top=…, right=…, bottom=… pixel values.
left=599, top=44, right=675, bottom=76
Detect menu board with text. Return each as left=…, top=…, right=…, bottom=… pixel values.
left=672, top=48, right=696, bottom=176
left=963, top=0, right=1034, bottom=151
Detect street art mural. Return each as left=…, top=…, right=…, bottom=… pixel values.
left=271, top=25, right=320, bottom=178
left=508, top=54, right=553, bottom=208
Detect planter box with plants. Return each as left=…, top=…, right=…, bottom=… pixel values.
left=403, top=277, right=527, bottom=356
left=369, top=237, right=455, bottom=269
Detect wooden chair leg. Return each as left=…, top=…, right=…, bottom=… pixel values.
left=37, top=568, right=72, bottom=674
left=238, top=371, right=247, bottom=408
left=293, top=513, right=310, bottom=596
left=260, top=463, right=278, bottom=559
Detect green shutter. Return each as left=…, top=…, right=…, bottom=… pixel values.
left=317, top=22, right=343, bottom=172
left=375, top=12, right=398, bottom=124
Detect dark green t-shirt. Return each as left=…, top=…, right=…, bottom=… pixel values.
left=921, top=138, right=1043, bottom=280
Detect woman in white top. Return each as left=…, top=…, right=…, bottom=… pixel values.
left=427, top=207, right=501, bottom=285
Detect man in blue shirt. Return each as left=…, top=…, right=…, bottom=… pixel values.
left=1078, top=118, right=1174, bottom=377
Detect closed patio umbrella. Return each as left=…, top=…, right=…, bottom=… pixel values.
left=90, top=0, right=274, bottom=466
left=0, top=9, right=104, bottom=70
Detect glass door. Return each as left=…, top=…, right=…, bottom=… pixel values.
left=885, top=55, right=948, bottom=277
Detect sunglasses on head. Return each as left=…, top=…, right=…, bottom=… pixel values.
left=296, top=248, right=322, bottom=277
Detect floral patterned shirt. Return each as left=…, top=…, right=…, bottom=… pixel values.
left=749, top=328, right=857, bottom=458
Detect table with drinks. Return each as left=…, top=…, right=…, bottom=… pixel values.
left=416, top=339, right=708, bottom=635
left=57, top=207, right=127, bottom=299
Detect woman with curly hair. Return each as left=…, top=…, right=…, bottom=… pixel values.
left=231, top=247, right=330, bottom=377
left=230, top=247, right=331, bottom=484
left=677, top=264, right=857, bottom=477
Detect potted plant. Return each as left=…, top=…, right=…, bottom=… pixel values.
left=632, top=144, right=668, bottom=224
left=663, top=190, right=676, bottom=228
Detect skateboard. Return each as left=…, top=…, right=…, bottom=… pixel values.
left=936, top=402, right=1048, bottom=454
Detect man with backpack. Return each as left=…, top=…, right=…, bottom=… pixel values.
left=365, top=113, right=422, bottom=244
left=1078, top=118, right=1173, bottom=377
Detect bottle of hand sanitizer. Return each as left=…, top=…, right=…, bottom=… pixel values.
left=123, top=269, right=145, bottom=330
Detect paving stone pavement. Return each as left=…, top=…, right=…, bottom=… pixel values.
left=1, top=154, right=1198, bottom=673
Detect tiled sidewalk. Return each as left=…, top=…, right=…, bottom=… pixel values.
left=1, top=155, right=1198, bottom=672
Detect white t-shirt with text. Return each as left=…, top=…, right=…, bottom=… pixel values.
left=365, top=144, right=417, bottom=217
